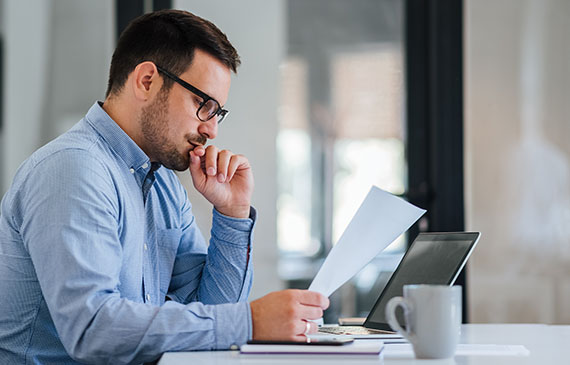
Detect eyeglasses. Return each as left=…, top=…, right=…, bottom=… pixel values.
left=156, top=65, right=229, bottom=124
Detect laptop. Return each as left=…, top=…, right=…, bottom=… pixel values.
left=315, top=232, right=480, bottom=339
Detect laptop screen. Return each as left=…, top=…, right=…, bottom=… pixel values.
left=364, top=232, right=480, bottom=331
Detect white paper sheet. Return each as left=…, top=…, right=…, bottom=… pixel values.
left=308, top=186, right=426, bottom=297
left=384, top=343, right=530, bottom=358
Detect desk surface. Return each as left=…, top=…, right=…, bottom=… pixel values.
left=158, top=324, right=570, bottom=364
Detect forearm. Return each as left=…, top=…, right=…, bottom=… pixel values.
left=197, top=207, right=256, bottom=304
left=62, top=297, right=251, bottom=364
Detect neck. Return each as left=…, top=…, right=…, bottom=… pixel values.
left=102, top=95, right=146, bottom=152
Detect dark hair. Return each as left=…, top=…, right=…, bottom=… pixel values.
left=105, top=9, right=240, bottom=97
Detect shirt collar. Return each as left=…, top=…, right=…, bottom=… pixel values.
left=84, top=102, right=157, bottom=178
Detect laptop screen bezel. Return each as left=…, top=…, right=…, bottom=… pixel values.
left=362, top=231, right=480, bottom=331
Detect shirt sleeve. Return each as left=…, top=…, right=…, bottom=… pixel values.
left=20, top=149, right=252, bottom=364
left=166, top=181, right=255, bottom=305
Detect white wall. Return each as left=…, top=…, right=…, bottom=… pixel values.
left=2, top=0, right=114, bottom=192
left=2, top=0, right=52, bottom=190
left=174, top=0, right=284, bottom=299
left=466, top=0, right=570, bottom=323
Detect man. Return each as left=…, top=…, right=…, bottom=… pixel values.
left=0, top=9, right=328, bottom=364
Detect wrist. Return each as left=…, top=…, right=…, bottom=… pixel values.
left=215, top=204, right=251, bottom=219
left=249, top=299, right=259, bottom=339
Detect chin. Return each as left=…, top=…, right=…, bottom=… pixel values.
left=160, top=153, right=190, bottom=172
left=167, top=161, right=190, bottom=172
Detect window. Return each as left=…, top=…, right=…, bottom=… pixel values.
left=277, top=0, right=406, bottom=318
left=330, top=48, right=405, bottom=248
left=277, top=57, right=317, bottom=255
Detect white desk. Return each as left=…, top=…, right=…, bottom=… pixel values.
left=158, top=324, right=570, bottom=364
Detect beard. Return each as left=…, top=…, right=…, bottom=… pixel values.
left=140, top=89, right=206, bottom=171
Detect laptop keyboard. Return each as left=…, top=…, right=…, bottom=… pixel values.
left=318, top=326, right=392, bottom=335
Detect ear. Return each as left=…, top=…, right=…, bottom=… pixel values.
left=131, top=61, right=161, bottom=102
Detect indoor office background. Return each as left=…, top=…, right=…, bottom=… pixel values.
left=1, top=0, right=569, bottom=324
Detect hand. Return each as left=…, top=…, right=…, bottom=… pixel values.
left=250, top=290, right=329, bottom=341
left=189, top=145, right=254, bottom=218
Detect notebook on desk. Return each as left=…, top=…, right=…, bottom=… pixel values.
left=240, top=340, right=384, bottom=355
left=314, top=232, right=480, bottom=339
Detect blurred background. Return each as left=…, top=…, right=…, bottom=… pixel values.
left=1, top=0, right=570, bottom=324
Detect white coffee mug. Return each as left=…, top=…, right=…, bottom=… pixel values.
left=385, top=285, right=462, bottom=359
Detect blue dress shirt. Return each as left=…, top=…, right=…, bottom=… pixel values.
left=0, top=102, right=255, bottom=364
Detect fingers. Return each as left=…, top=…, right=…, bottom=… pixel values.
left=292, top=320, right=317, bottom=340
left=299, top=305, right=324, bottom=321
left=203, top=145, right=219, bottom=177
left=280, top=289, right=328, bottom=320
left=303, top=320, right=318, bottom=335
left=191, top=145, right=244, bottom=183
left=250, top=290, right=327, bottom=341
left=288, top=290, right=327, bottom=324
left=216, top=149, right=232, bottom=182
left=227, top=154, right=248, bottom=181
left=290, top=321, right=318, bottom=341
left=188, top=149, right=206, bottom=188
left=295, top=290, right=330, bottom=310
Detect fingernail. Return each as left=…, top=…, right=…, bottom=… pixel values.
left=207, top=167, right=216, bottom=176
left=217, top=174, right=225, bottom=183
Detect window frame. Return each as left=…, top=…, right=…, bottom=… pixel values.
left=405, top=0, right=467, bottom=321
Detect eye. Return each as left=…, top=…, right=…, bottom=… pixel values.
left=193, top=97, right=203, bottom=107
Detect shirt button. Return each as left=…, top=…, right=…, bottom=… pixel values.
left=144, top=243, right=148, bottom=251
left=146, top=294, right=151, bottom=302
left=142, top=163, right=148, bottom=169
left=129, top=168, right=135, bottom=174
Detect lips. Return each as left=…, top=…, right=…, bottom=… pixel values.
left=188, top=141, right=201, bottom=150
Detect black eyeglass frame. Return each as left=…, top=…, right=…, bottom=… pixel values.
left=156, top=65, right=229, bottom=124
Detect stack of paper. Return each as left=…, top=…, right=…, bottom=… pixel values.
left=240, top=340, right=384, bottom=356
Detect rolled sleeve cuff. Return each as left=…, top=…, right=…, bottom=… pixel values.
left=213, top=301, right=253, bottom=349
left=211, top=206, right=257, bottom=245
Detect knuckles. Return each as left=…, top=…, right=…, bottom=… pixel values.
left=287, top=288, right=302, bottom=299
left=284, top=321, right=297, bottom=334
left=280, top=289, right=297, bottom=303
left=284, top=306, right=299, bottom=319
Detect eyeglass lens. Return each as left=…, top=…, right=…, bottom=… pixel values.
left=198, top=99, right=223, bottom=122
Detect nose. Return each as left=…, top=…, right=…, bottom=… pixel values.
left=197, top=116, right=218, bottom=140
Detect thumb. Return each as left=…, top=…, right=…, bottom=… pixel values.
left=188, top=150, right=206, bottom=189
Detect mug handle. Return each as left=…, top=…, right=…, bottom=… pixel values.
left=385, top=296, right=416, bottom=344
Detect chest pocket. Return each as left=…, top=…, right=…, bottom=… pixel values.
left=157, top=228, right=182, bottom=297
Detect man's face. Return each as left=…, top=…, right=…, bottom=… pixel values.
left=140, top=49, right=232, bottom=171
